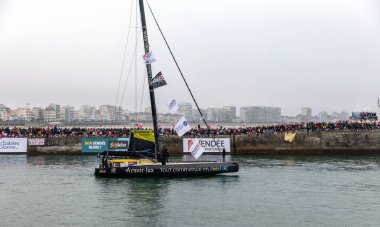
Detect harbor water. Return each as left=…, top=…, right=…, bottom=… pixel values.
left=1, top=155, right=380, bottom=226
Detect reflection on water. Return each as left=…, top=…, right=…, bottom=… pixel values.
left=94, top=171, right=240, bottom=226
left=236, top=155, right=380, bottom=172
left=1, top=155, right=380, bottom=226
left=95, top=177, right=169, bottom=226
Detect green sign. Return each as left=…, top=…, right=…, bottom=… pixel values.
left=81, top=138, right=130, bottom=153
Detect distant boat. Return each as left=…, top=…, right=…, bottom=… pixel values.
left=94, top=0, right=239, bottom=177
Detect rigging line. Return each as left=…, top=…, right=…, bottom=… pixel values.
left=145, top=1, right=209, bottom=129
left=119, top=30, right=142, bottom=107
left=114, top=0, right=135, bottom=108
left=146, top=0, right=223, bottom=154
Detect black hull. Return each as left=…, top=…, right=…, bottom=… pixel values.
left=94, top=162, right=239, bottom=177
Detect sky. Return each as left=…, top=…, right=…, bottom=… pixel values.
left=0, top=0, right=379, bottom=116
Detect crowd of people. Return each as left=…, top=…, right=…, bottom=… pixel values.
left=0, top=121, right=379, bottom=138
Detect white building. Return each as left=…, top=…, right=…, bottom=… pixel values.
left=223, top=106, right=237, bottom=121
left=0, top=109, right=9, bottom=121
left=300, top=107, right=312, bottom=122
left=240, top=106, right=281, bottom=123
left=78, top=105, right=97, bottom=121
left=192, top=109, right=207, bottom=123
left=207, top=108, right=230, bottom=122
left=129, top=112, right=151, bottom=122
left=44, top=106, right=57, bottom=122
left=0, top=104, right=10, bottom=121
left=48, top=103, right=61, bottom=121
left=63, top=106, right=75, bottom=122
left=13, top=108, right=32, bottom=121
left=31, top=107, right=44, bottom=121
left=178, top=102, right=193, bottom=121
left=266, top=107, right=281, bottom=123
left=98, top=105, right=123, bottom=122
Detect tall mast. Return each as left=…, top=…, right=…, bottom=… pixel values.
left=138, top=0, right=160, bottom=159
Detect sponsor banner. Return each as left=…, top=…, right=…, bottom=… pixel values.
left=183, top=138, right=230, bottom=153
left=108, top=138, right=129, bottom=151
left=28, top=138, right=45, bottom=146
left=82, top=138, right=130, bottom=153
left=82, top=138, right=108, bottom=153
left=0, top=138, right=27, bottom=153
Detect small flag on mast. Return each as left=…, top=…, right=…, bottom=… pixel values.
left=168, top=98, right=179, bottom=114
left=143, top=52, right=156, bottom=64
left=150, top=72, right=167, bottom=89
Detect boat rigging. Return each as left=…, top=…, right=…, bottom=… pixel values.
left=94, top=0, right=239, bottom=177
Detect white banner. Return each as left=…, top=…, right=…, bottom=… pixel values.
left=189, top=138, right=205, bottom=159
left=183, top=138, right=230, bottom=153
left=174, top=116, right=191, bottom=137
left=0, top=138, right=27, bottom=153
left=168, top=98, right=179, bottom=114
left=28, top=138, right=45, bottom=146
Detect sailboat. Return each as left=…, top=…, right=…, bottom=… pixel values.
left=94, top=0, right=239, bottom=177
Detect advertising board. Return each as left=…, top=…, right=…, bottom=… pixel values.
left=28, top=138, right=45, bottom=146
left=0, top=138, right=27, bottom=153
left=82, top=138, right=130, bottom=153
left=183, top=138, right=230, bottom=153
left=108, top=138, right=129, bottom=151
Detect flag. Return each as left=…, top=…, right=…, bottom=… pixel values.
left=168, top=98, right=179, bottom=114
left=143, top=52, right=156, bottom=64
left=284, top=132, right=296, bottom=143
left=189, top=138, right=205, bottom=159
left=174, top=116, right=191, bottom=137
left=134, top=123, right=143, bottom=128
left=150, top=72, right=167, bottom=89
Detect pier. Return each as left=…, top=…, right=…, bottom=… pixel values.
left=24, top=131, right=380, bottom=155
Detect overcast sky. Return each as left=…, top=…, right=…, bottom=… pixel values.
left=0, top=0, right=379, bottom=116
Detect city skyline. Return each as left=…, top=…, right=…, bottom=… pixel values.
left=0, top=101, right=362, bottom=124
left=0, top=100, right=376, bottom=116
left=1, top=0, right=379, bottom=115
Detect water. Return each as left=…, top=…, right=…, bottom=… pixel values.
left=1, top=155, right=380, bottom=227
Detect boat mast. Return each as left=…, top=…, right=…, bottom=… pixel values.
left=138, top=0, right=160, bottom=160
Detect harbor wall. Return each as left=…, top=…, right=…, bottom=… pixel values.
left=25, top=131, right=380, bottom=155
left=27, top=137, right=82, bottom=155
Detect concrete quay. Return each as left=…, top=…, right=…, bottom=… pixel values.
left=26, top=131, right=380, bottom=155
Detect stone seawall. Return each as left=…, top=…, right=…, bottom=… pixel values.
left=233, top=132, right=380, bottom=155
left=28, top=137, right=82, bottom=155
left=26, top=131, right=380, bottom=155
